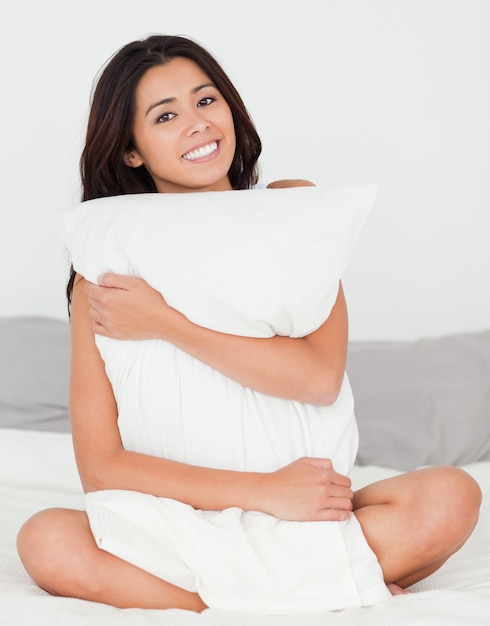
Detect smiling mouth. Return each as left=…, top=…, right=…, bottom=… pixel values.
left=182, top=141, right=218, bottom=161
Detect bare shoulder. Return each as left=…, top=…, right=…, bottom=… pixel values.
left=266, top=179, right=316, bottom=189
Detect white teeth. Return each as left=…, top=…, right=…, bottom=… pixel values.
left=182, top=141, right=218, bottom=161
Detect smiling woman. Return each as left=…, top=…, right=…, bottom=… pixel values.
left=123, top=59, right=237, bottom=193
left=16, top=34, right=481, bottom=614
left=79, top=35, right=262, bottom=205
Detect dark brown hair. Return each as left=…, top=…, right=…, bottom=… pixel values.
left=67, top=34, right=262, bottom=308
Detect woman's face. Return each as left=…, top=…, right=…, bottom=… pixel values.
left=125, top=57, right=236, bottom=193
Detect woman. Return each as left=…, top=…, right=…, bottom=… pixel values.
left=17, top=35, right=481, bottom=613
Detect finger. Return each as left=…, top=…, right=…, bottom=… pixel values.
left=300, top=457, right=333, bottom=471
left=324, top=482, right=354, bottom=500
left=84, top=288, right=107, bottom=314
left=330, top=472, right=352, bottom=489
left=91, top=320, right=109, bottom=337
left=312, top=508, right=352, bottom=522
left=84, top=282, right=113, bottom=307
left=325, top=497, right=353, bottom=511
left=83, top=280, right=99, bottom=297
left=98, top=273, right=135, bottom=289
left=87, top=303, right=102, bottom=324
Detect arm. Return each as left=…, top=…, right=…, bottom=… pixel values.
left=70, top=276, right=353, bottom=520
left=85, top=276, right=348, bottom=406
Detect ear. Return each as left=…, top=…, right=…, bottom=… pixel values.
left=123, top=150, right=144, bottom=168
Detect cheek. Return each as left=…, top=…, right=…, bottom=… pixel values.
left=137, top=130, right=178, bottom=168
left=221, top=110, right=236, bottom=147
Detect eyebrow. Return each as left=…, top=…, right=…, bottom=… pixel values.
left=145, top=82, right=216, bottom=116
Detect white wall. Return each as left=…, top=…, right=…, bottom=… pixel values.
left=1, top=0, right=489, bottom=340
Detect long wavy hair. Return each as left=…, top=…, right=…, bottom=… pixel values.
left=66, top=34, right=262, bottom=309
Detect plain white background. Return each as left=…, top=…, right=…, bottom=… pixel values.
left=1, top=0, right=488, bottom=340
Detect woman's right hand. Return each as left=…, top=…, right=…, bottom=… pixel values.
left=262, top=457, right=353, bottom=522
left=84, top=274, right=174, bottom=341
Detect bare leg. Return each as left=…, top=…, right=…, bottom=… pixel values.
left=17, top=508, right=207, bottom=612
left=353, top=466, right=482, bottom=589
left=17, top=467, right=481, bottom=607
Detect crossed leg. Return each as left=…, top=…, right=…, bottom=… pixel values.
left=353, top=465, right=482, bottom=590
left=17, top=508, right=207, bottom=611
left=17, top=465, right=481, bottom=611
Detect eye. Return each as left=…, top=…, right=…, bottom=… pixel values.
left=156, top=111, right=176, bottom=123
left=197, top=96, right=216, bottom=107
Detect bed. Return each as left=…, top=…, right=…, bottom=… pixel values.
left=1, top=315, right=489, bottom=625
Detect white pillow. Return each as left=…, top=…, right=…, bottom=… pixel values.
left=53, top=185, right=377, bottom=338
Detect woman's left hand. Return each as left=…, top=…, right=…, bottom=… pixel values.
left=84, top=273, right=169, bottom=340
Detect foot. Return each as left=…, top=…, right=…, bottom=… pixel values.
left=387, top=583, right=412, bottom=596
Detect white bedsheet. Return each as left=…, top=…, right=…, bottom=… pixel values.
left=1, top=428, right=490, bottom=625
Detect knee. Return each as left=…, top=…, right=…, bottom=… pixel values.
left=17, top=509, right=68, bottom=593
left=17, top=509, right=56, bottom=570
left=432, top=466, right=481, bottom=518
left=17, top=508, right=95, bottom=598
left=445, top=466, right=481, bottom=527
left=420, top=466, right=482, bottom=546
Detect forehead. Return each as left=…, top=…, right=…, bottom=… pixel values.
left=135, top=57, right=212, bottom=103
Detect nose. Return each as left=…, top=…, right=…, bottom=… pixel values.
left=184, top=108, right=210, bottom=136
